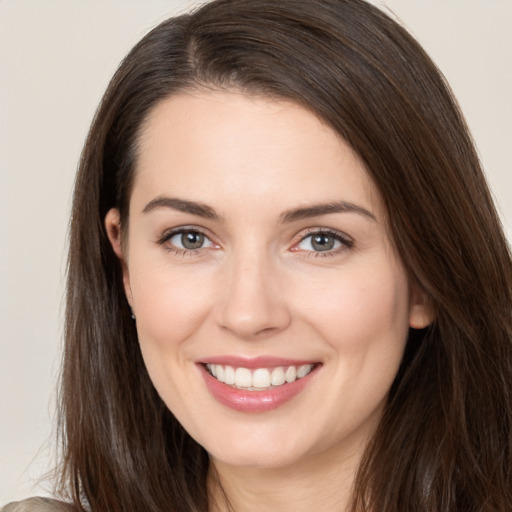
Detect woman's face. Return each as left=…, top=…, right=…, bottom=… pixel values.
left=106, top=90, right=431, bottom=470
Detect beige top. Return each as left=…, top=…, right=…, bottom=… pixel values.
left=1, top=498, right=75, bottom=512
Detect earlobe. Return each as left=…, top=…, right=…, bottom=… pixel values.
left=409, top=286, right=434, bottom=329
left=104, top=208, right=134, bottom=306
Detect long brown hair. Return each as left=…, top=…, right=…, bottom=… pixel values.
left=60, top=0, right=512, bottom=510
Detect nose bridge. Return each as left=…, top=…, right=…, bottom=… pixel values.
left=218, top=241, right=290, bottom=338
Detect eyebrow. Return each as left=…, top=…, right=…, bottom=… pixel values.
left=142, top=196, right=376, bottom=223
left=279, top=201, right=377, bottom=223
left=142, top=196, right=222, bottom=221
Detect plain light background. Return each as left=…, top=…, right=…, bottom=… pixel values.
left=1, top=0, right=510, bottom=505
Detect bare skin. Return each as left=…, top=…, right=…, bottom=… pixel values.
left=106, top=90, right=432, bottom=511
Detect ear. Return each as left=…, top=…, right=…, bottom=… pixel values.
left=104, top=208, right=133, bottom=307
left=409, top=284, right=434, bottom=329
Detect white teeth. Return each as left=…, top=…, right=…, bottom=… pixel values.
left=271, top=367, right=286, bottom=386
left=235, top=367, right=252, bottom=388
left=252, top=368, right=271, bottom=388
left=285, top=366, right=297, bottom=383
left=297, top=364, right=311, bottom=378
left=224, top=365, right=235, bottom=385
left=206, top=363, right=314, bottom=390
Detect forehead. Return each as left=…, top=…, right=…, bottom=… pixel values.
left=132, top=90, right=383, bottom=220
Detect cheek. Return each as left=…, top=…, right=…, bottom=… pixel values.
left=127, top=262, right=216, bottom=419
left=125, top=259, right=218, bottom=408
left=295, top=259, right=411, bottom=359
left=288, top=260, right=411, bottom=439
left=129, top=261, right=215, bottom=346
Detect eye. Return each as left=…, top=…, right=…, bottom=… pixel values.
left=170, top=230, right=212, bottom=250
left=158, top=228, right=216, bottom=253
left=294, top=229, right=353, bottom=255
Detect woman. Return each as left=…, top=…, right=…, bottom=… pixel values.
left=4, top=0, right=511, bottom=510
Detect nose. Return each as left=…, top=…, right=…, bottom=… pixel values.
left=216, top=251, right=292, bottom=340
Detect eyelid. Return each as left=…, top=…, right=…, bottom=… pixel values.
left=156, top=225, right=220, bottom=253
left=291, top=227, right=354, bottom=255
left=156, top=225, right=353, bottom=257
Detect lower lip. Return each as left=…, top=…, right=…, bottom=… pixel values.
left=198, top=364, right=318, bottom=413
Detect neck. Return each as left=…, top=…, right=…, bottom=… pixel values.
left=207, top=443, right=364, bottom=512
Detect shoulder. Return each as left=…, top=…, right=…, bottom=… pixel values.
left=1, top=498, right=76, bottom=512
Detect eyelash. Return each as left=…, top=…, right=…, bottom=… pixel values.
left=156, top=227, right=353, bottom=258
left=156, top=227, right=216, bottom=257
left=294, top=228, right=354, bottom=258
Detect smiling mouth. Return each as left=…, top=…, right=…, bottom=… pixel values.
left=205, top=363, right=316, bottom=391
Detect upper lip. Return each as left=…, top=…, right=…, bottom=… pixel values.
left=198, top=355, right=319, bottom=369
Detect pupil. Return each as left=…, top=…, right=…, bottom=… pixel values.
left=182, top=231, right=204, bottom=249
left=312, top=234, right=334, bottom=251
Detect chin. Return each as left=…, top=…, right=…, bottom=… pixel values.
left=210, top=443, right=308, bottom=470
